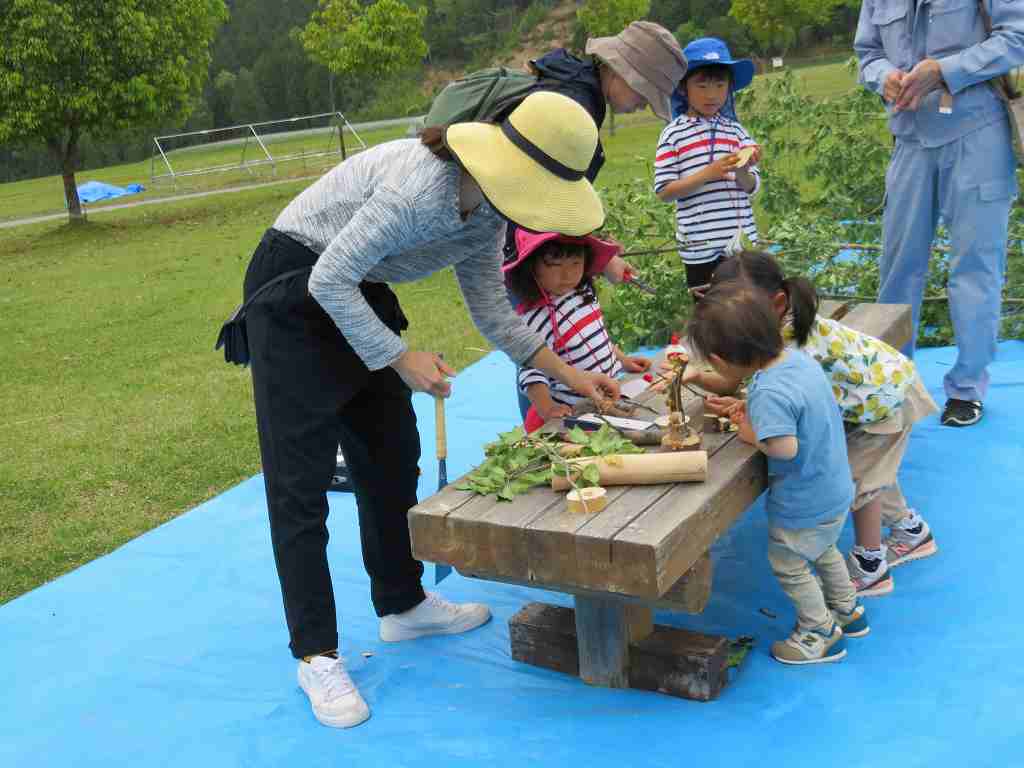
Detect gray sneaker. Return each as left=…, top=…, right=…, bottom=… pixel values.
left=885, top=516, right=938, bottom=567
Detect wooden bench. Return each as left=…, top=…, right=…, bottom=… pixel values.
left=409, top=301, right=913, bottom=699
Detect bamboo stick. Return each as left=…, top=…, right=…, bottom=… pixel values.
left=551, top=452, right=708, bottom=491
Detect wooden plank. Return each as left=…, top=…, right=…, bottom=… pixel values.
left=818, top=298, right=849, bottom=320
left=408, top=471, right=487, bottom=566
left=460, top=488, right=563, bottom=580
left=458, top=561, right=713, bottom=614
left=572, top=431, right=736, bottom=597
left=574, top=596, right=631, bottom=688
left=508, top=602, right=731, bottom=701
left=841, top=302, right=912, bottom=349
left=524, top=484, right=632, bottom=587
left=611, top=437, right=766, bottom=598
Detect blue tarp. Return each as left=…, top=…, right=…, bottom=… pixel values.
left=2, top=343, right=1023, bottom=767
left=76, top=181, right=144, bottom=204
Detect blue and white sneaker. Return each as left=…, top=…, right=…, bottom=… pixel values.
left=833, top=602, right=870, bottom=638
left=771, top=624, right=846, bottom=665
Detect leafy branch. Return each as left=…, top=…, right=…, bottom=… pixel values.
left=455, top=425, right=642, bottom=501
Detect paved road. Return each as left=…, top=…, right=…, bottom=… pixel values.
left=1, top=115, right=424, bottom=231
left=0, top=174, right=322, bottom=230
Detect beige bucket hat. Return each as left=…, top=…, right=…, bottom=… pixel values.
left=586, top=21, right=688, bottom=121
left=444, top=92, right=605, bottom=236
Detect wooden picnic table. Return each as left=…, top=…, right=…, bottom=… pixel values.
left=409, top=301, right=913, bottom=700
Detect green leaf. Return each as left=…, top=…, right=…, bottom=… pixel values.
left=581, top=463, right=602, bottom=487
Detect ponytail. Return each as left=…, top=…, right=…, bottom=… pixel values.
left=781, top=276, right=819, bottom=347
left=708, top=250, right=820, bottom=347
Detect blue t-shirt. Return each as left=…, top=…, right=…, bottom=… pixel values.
left=748, top=349, right=854, bottom=529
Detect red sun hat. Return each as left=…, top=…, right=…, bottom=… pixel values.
left=502, top=228, right=622, bottom=281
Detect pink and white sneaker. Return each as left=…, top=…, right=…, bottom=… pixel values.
left=846, top=551, right=894, bottom=598
left=885, top=515, right=938, bottom=567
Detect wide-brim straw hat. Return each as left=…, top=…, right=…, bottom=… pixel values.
left=444, top=91, right=605, bottom=236
left=586, top=21, right=688, bottom=122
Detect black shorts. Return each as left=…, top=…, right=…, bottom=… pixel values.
left=684, top=256, right=726, bottom=290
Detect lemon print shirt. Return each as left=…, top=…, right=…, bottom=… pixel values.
left=782, top=315, right=917, bottom=425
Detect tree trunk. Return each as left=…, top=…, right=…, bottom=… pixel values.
left=47, top=129, right=85, bottom=224
left=62, top=169, right=84, bottom=223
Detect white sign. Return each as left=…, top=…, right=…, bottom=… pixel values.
left=772, top=57, right=784, bottom=69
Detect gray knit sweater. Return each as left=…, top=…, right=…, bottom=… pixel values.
left=273, top=139, right=544, bottom=371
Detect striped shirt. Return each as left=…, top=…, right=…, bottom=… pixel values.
left=517, top=287, right=622, bottom=407
left=654, top=114, right=760, bottom=265
left=273, top=139, right=543, bottom=371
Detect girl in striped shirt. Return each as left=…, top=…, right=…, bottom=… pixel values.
left=502, top=229, right=651, bottom=432
left=654, top=37, right=762, bottom=292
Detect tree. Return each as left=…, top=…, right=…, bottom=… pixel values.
left=298, top=0, right=428, bottom=80
left=211, top=70, right=239, bottom=128
left=730, top=0, right=844, bottom=56
left=0, top=0, right=227, bottom=223
left=230, top=68, right=269, bottom=125
left=577, top=0, right=652, bottom=38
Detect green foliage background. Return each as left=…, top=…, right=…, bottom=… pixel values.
left=600, top=65, right=1024, bottom=351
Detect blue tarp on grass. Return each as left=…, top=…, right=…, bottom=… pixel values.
left=76, top=181, right=144, bottom=204
left=2, top=343, right=1023, bottom=767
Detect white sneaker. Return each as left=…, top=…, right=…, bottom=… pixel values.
left=379, top=592, right=491, bottom=642
left=297, top=655, right=370, bottom=728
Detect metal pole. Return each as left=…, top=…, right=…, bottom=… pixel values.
left=250, top=123, right=275, bottom=176
left=153, top=136, right=176, bottom=186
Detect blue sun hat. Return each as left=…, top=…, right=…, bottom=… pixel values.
left=671, top=37, right=755, bottom=120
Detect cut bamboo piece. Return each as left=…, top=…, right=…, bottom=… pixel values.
left=566, top=486, right=608, bottom=514
left=551, top=452, right=708, bottom=491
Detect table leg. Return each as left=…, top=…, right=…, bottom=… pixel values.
left=573, top=596, right=652, bottom=687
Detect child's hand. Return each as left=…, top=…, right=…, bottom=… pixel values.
left=602, top=255, right=629, bottom=284
left=705, top=394, right=742, bottom=416
left=726, top=400, right=747, bottom=424
left=736, top=145, right=761, bottom=168
left=706, top=154, right=741, bottom=181
left=538, top=402, right=573, bottom=422
left=681, top=365, right=702, bottom=386
left=621, top=355, right=651, bottom=373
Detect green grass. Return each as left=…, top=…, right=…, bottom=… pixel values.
left=0, top=58, right=857, bottom=604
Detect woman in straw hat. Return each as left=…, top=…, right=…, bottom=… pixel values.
left=240, top=91, right=618, bottom=730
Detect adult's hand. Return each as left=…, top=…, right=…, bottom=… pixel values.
left=882, top=69, right=907, bottom=104
left=391, top=350, right=456, bottom=397
left=894, top=59, right=944, bottom=112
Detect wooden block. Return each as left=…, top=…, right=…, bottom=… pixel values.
left=509, top=603, right=579, bottom=676
left=508, top=601, right=730, bottom=701
left=630, top=626, right=729, bottom=702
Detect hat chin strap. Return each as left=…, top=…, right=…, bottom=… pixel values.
left=500, top=121, right=585, bottom=182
